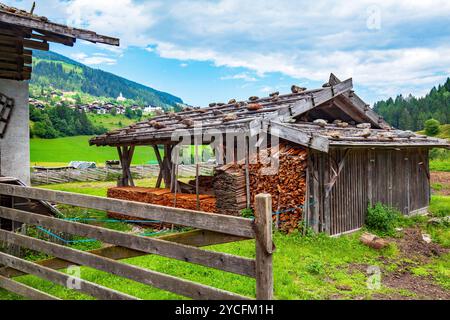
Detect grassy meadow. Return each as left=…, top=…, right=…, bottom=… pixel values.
left=87, top=114, right=137, bottom=131
left=0, top=178, right=448, bottom=300
left=30, top=136, right=158, bottom=167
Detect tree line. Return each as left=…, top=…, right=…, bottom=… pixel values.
left=31, top=51, right=183, bottom=109
left=374, top=78, right=450, bottom=131
left=30, top=105, right=107, bottom=139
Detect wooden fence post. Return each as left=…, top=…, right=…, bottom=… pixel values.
left=255, top=193, right=274, bottom=300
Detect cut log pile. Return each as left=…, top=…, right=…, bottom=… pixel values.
left=187, top=176, right=215, bottom=195
left=213, top=143, right=308, bottom=232
left=213, top=166, right=247, bottom=216
left=248, top=144, right=308, bottom=233
left=107, top=187, right=216, bottom=228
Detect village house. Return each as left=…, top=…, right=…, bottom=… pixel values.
left=91, top=74, right=449, bottom=236
left=144, top=105, right=164, bottom=114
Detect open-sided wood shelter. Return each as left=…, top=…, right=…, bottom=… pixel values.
left=0, top=3, right=118, bottom=221
left=91, top=74, right=449, bottom=236
left=0, top=2, right=118, bottom=184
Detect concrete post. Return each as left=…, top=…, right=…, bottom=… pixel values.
left=0, top=79, right=30, bottom=185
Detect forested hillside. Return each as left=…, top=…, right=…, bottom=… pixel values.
left=31, top=51, right=183, bottom=109
left=374, top=78, right=450, bottom=131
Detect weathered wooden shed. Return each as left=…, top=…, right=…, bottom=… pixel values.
left=0, top=3, right=119, bottom=184
left=0, top=3, right=118, bottom=223
left=90, top=74, right=449, bottom=236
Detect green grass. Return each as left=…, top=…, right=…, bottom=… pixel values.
left=37, top=178, right=193, bottom=197
left=429, top=195, right=450, bottom=217
left=87, top=114, right=137, bottom=131
left=0, top=231, right=401, bottom=300
left=30, top=136, right=159, bottom=167
left=435, top=124, right=450, bottom=140
left=418, top=124, right=450, bottom=172
left=0, top=183, right=448, bottom=300
left=430, top=160, right=450, bottom=172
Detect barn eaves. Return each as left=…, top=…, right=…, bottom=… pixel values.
left=0, top=2, right=119, bottom=81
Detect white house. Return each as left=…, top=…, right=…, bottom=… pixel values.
left=143, top=105, right=164, bottom=114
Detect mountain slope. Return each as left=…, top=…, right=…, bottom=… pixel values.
left=31, top=51, right=183, bottom=109
left=374, top=78, right=450, bottom=131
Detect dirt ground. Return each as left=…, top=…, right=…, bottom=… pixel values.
left=431, top=171, right=450, bottom=195
left=375, top=228, right=449, bottom=300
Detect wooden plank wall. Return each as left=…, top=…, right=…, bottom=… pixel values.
left=308, top=147, right=430, bottom=235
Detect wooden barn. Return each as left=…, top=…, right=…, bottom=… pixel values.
left=90, top=74, right=449, bottom=236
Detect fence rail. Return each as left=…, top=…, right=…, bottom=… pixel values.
left=0, top=184, right=273, bottom=300
left=31, top=165, right=215, bottom=185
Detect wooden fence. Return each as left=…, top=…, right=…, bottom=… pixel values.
left=0, top=184, right=273, bottom=300
left=31, top=165, right=215, bottom=185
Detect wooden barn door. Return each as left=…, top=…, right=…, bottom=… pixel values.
left=327, top=149, right=369, bottom=236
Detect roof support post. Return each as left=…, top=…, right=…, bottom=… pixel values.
left=153, top=145, right=163, bottom=188
left=117, top=146, right=135, bottom=187
left=163, top=145, right=173, bottom=189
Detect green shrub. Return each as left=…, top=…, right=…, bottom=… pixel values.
left=424, top=119, right=440, bottom=136
left=366, top=203, right=402, bottom=235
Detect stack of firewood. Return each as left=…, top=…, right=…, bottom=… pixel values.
left=211, top=143, right=308, bottom=231
left=213, top=164, right=247, bottom=216
left=107, top=187, right=216, bottom=228
left=248, top=144, right=308, bottom=233
left=187, top=176, right=215, bottom=195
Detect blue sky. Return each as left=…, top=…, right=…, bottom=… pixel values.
left=6, top=0, right=450, bottom=106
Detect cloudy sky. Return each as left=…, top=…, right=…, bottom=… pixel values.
left=6, top=0, right=450, bottom=106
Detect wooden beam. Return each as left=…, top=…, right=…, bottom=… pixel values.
left=0, top=206, right=256, bottom=277
left=329, top=74, right=390, bottom=129
left=0, top=251, right=138, bottom=300
left=30, top=32, right=75, bottom=47
left=126, top=146, right=135, bottom=187
left=0, top=12, right=119, bottom=46
left=277, top=78, right=353, bottom=121
left=245, top=136, right=251, bottom=208
left=116, top=146, right=126, bottom=187
left=325, top=149, right=350, bottom=197
left=0, top=230, right=248, bottom=278
left=0, top=184, right=256, bottom=238
left=269, top=121, right=330, bottom=152
left=0, top=51, right=31, bottom=64
left=254, top=194, right=274, bottom=300
left=0, top=229, right=250, bottom=300
left=0, top=274, right=60, bottom=300
left=23, top=39, right=49, bottom=51
left=153, top=145, right=163, bottom=188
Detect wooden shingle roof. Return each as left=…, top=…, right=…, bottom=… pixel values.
left=90, top=78, right=355, bottom=146
left=90, top=74, right=449, bottom=152
left=0, top=3, right=119, bottom=45
left=0, top=2, right=119, bottom=80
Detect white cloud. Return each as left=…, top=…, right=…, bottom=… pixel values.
left=71, top=52, right=117, bottom=65
left=260, top=86, right=274, bottom=93
left=180, top=63, right=188, bottom=68
left=65, top=0, right=162, bottom=47
left=220, top=72, right=258, bottom=82
left=5, top=0, right=450, bottom=101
